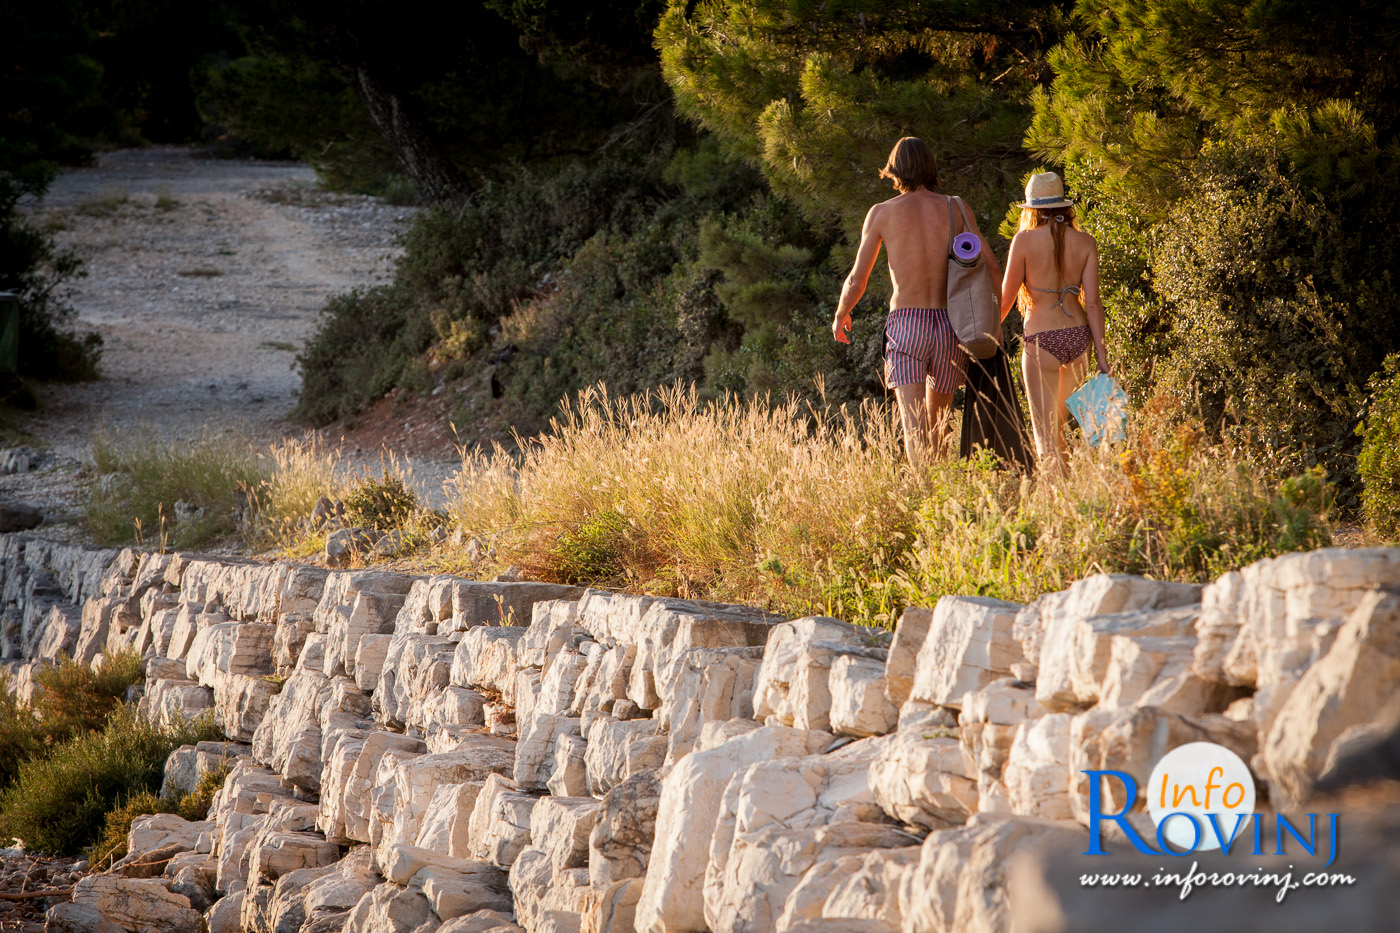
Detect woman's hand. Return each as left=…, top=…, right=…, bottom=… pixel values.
left=832, top=309, right=852, bottom=344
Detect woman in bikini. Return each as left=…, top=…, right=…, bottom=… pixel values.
left=998, top=172, right=1110, bottom=467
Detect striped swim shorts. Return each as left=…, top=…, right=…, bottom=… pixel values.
left=883, top=307, right=969, bottom=393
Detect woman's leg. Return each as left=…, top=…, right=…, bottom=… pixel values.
left=1058, top=352, right=1091, bottom=444
left=1022, top=341, right=1065, bottom=466
left=893, top=383, right=930, bottom=466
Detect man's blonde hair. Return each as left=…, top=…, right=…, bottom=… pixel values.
left=879, top=137, right=939, bottom=193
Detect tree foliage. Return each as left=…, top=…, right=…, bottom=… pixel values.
left=1028, top=0, right=1400, bottom=481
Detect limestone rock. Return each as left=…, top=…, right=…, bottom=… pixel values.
left=1045, top=605, right=1200, bottom=711
left=344, top=882, right=437, bottom=933
left=546, top=733, right=589, bottom=798
left=45, top=902, right=126, bottom=933
left=531, top=795, right=602, bottom=875
left=72, top=875, right=204, bottom=933
left=656, top=645, right=763, bottom=765
left=1023, top=574, right=1201, bottom=704
left=161, top=740, right=251, bottom=798
left=885, top=607, right=934, bottom=707
left=1263, top=587, right=1400, bottom=807
left=452, top=626, right=526, bottom=703
left=635, top=725, right=833, bottom=933
left=904, top=814, right=1081, bottom=933
left=466, top=773, right=536, bottom=869
left=868, top=729, right=977, bottom=829
left=775, top=846, right=918, bottom=933
left=415, top=782, right=484, bottom=859
left=829, top=654, right=899, bottom=738
left=753, top=616, right=890, bottom=732
left=585, top=716, right=666, bottom=796
left=589, top=771, right=661, bottom=887
left=382, top=739, right=518, bottom=864
left=909, top=597, right=1022, bottom=710
left=1070, top=705, right=1257, bottom=823
left=515, top=712, right=582, bottom=792
left=707, top=821, right=920, bottom=933
left=1003, top=713, right=1074, bottom=821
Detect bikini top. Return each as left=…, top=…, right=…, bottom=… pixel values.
left=1027, top=284, right=1082, bottom=317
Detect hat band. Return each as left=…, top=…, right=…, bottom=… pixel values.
left=1027, top=194, right=1069, bottom=205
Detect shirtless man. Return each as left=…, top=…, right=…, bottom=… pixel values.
left=831, top=137, right=1001, bottom=465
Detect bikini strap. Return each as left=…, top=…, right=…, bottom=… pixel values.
left=1026, top=284, right=1082, bottom=317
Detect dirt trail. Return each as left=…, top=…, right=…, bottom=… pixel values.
left=3, top=146, right=455, bottom=535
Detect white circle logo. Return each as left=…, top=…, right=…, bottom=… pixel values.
left=1146, top=742, right=1256, bottom=852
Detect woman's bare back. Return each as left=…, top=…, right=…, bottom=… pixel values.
left=1014, top=224, right=1097, bottom=334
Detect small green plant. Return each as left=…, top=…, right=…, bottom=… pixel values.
left=0, top=706, right=222, bottom=855
left=1359, top=354, right=1400, bottom=541
left=154, top=185, right=179, bottom=212
left=31, top=649, right=145, bottom=744
left=343, top=473, right=419, bottom=532
left=86, top=757, right=232, bottom=867
left=76, top=183, right=130, bottom=216
left=85, top=426, right=261, bottom=549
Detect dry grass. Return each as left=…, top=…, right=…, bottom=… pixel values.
left=439, top=385, right=1334, bottom=626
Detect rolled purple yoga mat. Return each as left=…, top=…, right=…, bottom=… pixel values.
left=953, top=232, right=980, bottom=261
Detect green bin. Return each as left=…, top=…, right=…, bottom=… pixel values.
left=0, top=291, right=17, bottom=373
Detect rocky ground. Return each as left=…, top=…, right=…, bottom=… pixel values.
left=3, top=146, right=458, bottom=538
left=0, top=849, right=84, bottom=932
left=4, top=535, right=1400, bottom=933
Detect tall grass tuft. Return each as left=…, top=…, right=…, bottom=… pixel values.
left=249, top=434, right=344, bottom=547
left=86, top=426, right=261, bottom=549
left=444, top=385, right=1333, bottom=626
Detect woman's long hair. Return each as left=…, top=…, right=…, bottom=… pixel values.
left=1016, top=206, right=1082, bottom=311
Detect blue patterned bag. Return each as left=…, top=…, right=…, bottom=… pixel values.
left=1066, top=373, right=1128, bottom=446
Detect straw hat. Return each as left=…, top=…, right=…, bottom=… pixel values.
left=1015, top=172, right=1075, bottom=209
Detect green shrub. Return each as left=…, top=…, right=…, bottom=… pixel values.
left=31, top=649, right=145, bottom=744
left=1359, top=354, right=1400, bottom=540
left=85, top=426, right=261, bottom=548
left=0, top=650, right=145, bottom=791
left=344, top=474, right=419, bottom=532
left=86, top=757, right=232, bottom=867
left=0, top=706, right=222, bottom=855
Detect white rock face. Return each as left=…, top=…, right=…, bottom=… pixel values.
left=127, top=814, right=212, bottom=858
left=884, top=607, right=932, bottom=709
left=1047, top=605, right=1200, bottom=711
left=1003, top=713, right=1074, bottom=820
left=829, top=654, right=899, bottom=738
left=775, top=845, right=919, bottom=932
left=515, top=712, right=582, bottom=792
left=753, top=616, right=890, bottom=733
left=1024, top=574, right=1201, bottom=702
left=901, top=814, right=1081, bottom=933
left=589, top=772, right=661, bottom=887
left=547, top=733, right=589, bottom=798
left=414, top=782, right=484, bottom=859
left=344, top=881, right=438, bottom=933
left=1263, top=588, right=1400, bottom=807
left=466, top=774, right=537, bottom=869
left=585, top=717, right=666, bottom=795
left=530, top=795, right=601, bottom=875
left=72, top=875, right=204, bottom=933
left=656, top=646, right=764, bottom=765
left=1069, top=706, right=1256, bottom=823
left=381, top=740, right=519, bottom=865
left=908, top=597, right=1023, bottom=711
left=868, top=729, right=977, bottom=829
left=708, top=820, right=920, bottom=933
left=635, top=726, right=832, bottom=933
left=377, top=632, right=456, bottom=729
left=452, top=626, right=527, bottom=703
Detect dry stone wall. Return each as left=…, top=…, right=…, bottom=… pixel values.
left=4, top=534, right=1400, bottom=932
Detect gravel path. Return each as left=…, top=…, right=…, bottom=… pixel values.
left=1, top=146, right=455, bottom=536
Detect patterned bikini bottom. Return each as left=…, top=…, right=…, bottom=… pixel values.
left=1024, top=324, right=1091, bottom=366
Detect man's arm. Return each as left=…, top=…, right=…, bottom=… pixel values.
left=833, top=206, right=882, bottom=344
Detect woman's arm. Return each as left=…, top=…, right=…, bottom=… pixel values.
left=833, top=206, right=883, bottom=344
left=1081, top=239, right=1110, bottom=375
left=999, top=233, right=1024, bottom=322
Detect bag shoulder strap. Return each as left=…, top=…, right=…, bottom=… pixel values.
left=945, top=195, right=960, bottom=259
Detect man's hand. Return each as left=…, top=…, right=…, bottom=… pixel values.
left=832, top=309, right=852, bottom=344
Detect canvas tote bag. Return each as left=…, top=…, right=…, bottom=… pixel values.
left=945, top=196, right=1001, bottom=360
